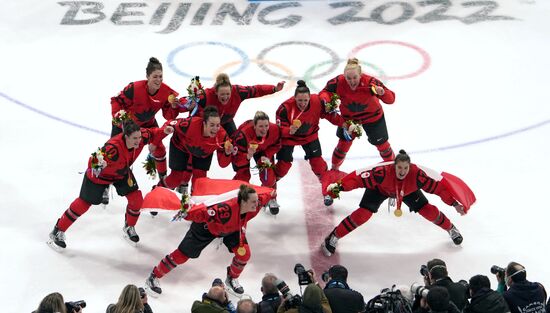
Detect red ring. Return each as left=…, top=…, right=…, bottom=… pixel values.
left=349, top=40, right=431, bottom=80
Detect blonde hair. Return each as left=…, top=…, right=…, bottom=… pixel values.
left=113, top=285, right=144, bottom=313
left=36, top=292, right=67, bottom=313
left=215, top=73, right=231, bottom=90
left=253, top=111, right=269, bottom=125
left=344, top=58, right=362, bottom=74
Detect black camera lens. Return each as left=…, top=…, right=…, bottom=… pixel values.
left=491, top=265, right=505, bottom=275
left=275, top=279, right=291, bottom=298
left=294, top=263, right=306, bottom=274
left=420, top=265, right=429, bottom=277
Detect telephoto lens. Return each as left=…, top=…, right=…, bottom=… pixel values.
left=491, top=265, right=505, bottom=276
left=410, top=283, right=429, bottom=298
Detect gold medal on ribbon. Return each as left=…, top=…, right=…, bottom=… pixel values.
left=127, top=176, right=134, bottom=187
left=394, top=208, right=402, bottom=217
left=237, top=246, right=246, bottom=256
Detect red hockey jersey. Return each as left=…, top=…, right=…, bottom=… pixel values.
left=319, top=74, right=395, bottom=124
left=276, top=94, right=345, bottom=146
left=166, top=116, right=231, bottom=166
left=231, top=120, right=282, bottom=167
left=198, top=85, right=276, bottom=124
left=86, top=127, right=167, bottom=184
left=111, top=80, right=185, bottom=127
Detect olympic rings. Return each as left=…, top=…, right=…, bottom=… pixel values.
left=303, top=59, right=388, bottom=92
left=167, top=40, right=431, bottom=83
left=256, top=41, right=340, bottom=80
left=167, top=41, right=249, bottom=80
left=349, top=40, right=431, bottom=80
left=213, top=59, right=296, bottom=95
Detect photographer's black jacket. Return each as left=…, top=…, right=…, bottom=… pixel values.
left=323, top=280, right=365, bottom=313
left=503, top=281, right=546, bottom=313
left=463, top=287, right=509, bottom=313
left=433, top=277, right=468, bottom=311
left=258, top=293, right=282, bottom=313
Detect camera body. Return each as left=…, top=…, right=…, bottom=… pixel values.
left=321, top=271, right=330, bottom=283
left=294, top=263, right=313, bottom=286
left=366, top=287, right=412, bottom=313
left=275, top=279, right=302, bottom=310
left=491, top=265, right=505, bottom=276
left=410, top=283, right=429, bottom=298
left=65, top=300, right=86, bottom=312
left=139, top=287, right=146, bottom=299
left=420, top=265, right=429, bottom=277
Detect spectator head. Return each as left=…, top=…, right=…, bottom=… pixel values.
left=207, top=285, right=227, bottom=305
left=328, top=265, right=348, bottom=282
left=261, top=273, right=279, bottom=295
left=237, top=298, right=257, bottom=313
left=426, top=286, right=450, bottom=311
left=114, top=284, right=144, bottom=313
left=469, top=275, right=491, bottom=296
left=35, top=292, right=67, bottom=313
left=427, top=258, right=448, bottom=282
left=506, top=262, right=527, bottom=285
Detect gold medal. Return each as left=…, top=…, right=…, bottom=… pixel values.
left=237, top=246, right=246, bottom=256
left=127, top=176, right=134, bottom=187
left=394, top=208, right=402, bottom=217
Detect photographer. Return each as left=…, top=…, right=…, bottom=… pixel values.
left=107, top=284, right=152, bottom=313
left=422, top=286, right=460, bottom=313
left=495, top=262, right=547, bottom=313
left=278, top=268, right=332, bottom=313
left=463, top=275, right=509, bottom=313
left=34, top=292, right=84, bottom=313
left=323, top=265, right=365, bottom=313
left=412, top=259, right=468, bottom=312
left=258, top=273, right=282, bottom=313
left=238, top=299, right=258, bottom=313
left=192, top=285, right=231, bottom=313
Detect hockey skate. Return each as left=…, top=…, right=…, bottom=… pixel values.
left=225, top=267, right=244, bottom=295
left=47, top=225, right=66, bottom=251
left=145, top=272, right=162, bottom=297
left=323, top=195, right=334, bottom=206
left=122, top=224, right=140, bottom=245
left=101, top=186, right=110, bottom=206
left=448, top=225, right=463, bottom=245
left=267, top=199, right=280, bottom=215
left=176, top=184, right=189, bottom=196
left=321, top=230, right=338, bottom=257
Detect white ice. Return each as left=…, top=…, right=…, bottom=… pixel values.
left=1, top=0, right=549, bottom=312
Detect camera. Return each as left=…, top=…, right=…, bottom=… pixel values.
left=410, top=283, right=429, bottom=298
left=275, top=279, right=302, bottom=309
left=491, top=265, right=505, bottom=276
left=139, top=287, right=146, bottom=299
left=294, top=263, right=312, bottom=286
left=366, top=287, right=412, bottom=313
left=321, top=271, right=330, bottom=283
left=65, top=300, right=86, bottom=312
left=420, top=265, right=429, bottom=277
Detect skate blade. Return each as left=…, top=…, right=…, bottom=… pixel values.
left=320, top=243, right=333, bottom=257
left=122, top=235, right=138, bottom=247
left=144, top=285, right=161, bottom=298
left=46, top=239, right=65, bottom=252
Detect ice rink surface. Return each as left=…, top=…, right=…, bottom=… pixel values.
left=1, top=0, right=549, bottom=311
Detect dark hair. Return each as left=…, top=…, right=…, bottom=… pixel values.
left=237, top=184, right=257, bottom=205
left=122, top=119, right=140, bottom=136
left=328, top=265, right=348, bottom=282
left=253, top=111, right=269, bottom=125
left=294, top=80, right=310, bottom=96
left=146, top=57, right=163, bottom=76
left=394, top=149, right=411, bottom=164
left=469, top=275, right=491, bottom=294
left=203, top=106, right=220, bottom=123
left=506, top=262, right=527, bottom=283
left=215, top=73, right=231, bottom=90
left=426, top=286, right=450, bottom=311
left=36, top=292, right=67, bottom=313
left=427, top=258, right=448, bottom=280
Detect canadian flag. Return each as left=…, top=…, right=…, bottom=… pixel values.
left=142, top=178, right=273, bottom=211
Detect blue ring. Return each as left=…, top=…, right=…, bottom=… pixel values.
left=167, top=41, right=250, bottom=80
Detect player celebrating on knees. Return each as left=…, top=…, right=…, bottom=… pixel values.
left=158, top=106, right=234, bottom=194
left=275, top=80, right=347, bottom=199
left=47, top=120, right=173, bottom=250
left=319, top=58, right=396, bottom=170
left=197, top=73, right=285, bottom=136
left=109, top=57, right=190, bottom=202
left=145, top=183, right=273, bottom=296
left=231, top=111, right=282, bottom=214
left=321, top=150, right=475, bottom=256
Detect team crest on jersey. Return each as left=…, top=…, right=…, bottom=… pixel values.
left=207, top=209, right=216, bottom=216
left=214, top=203, right=232, bottom=224
left=416, top=170, right=429, bottom=188
left=104, top=143, right=119, bottom=161
left=347, top=102, right=368, bottom=112
left=134, top=109, right=156, bottom=122
left=372, top=166, right=385, bottom=184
